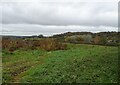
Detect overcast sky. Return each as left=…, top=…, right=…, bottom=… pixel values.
left=0, top=0, right=119, bottom=36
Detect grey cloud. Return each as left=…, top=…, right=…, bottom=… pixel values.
left=1, top=2, right=118, bottom=27
left=0, top=1, right=118, bottom=36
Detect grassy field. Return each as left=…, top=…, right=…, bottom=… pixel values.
left=2, top=44, right=118, bottom=83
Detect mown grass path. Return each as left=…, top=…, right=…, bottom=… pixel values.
left=2, top=49, right=48, bottom=83
left=13, top=61, right=43, bottom=83
left=13, top=52, right=54, bottom=83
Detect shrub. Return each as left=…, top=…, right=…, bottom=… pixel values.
left=65, top=36, right=84, bottom=44
left=39, top=38, right=67, bottom=51
left=2, top=38, right=67, bottom=52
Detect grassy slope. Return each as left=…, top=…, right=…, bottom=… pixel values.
left=2, top=44, right=118, bottom=83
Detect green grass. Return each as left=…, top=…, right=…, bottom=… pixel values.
left=2, top=44, right=118, bottom=83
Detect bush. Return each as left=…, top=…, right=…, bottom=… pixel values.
left=65, top=36, right=84, bottom=44
left=38, top=38, right=67, bottom=51
left=2, top=38, right=67, bottom=52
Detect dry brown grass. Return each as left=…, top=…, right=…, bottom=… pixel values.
left=2, top=38, right=67, bottom=52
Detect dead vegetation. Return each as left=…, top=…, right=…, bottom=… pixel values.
left=2, top=38, right=67, bottom=52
